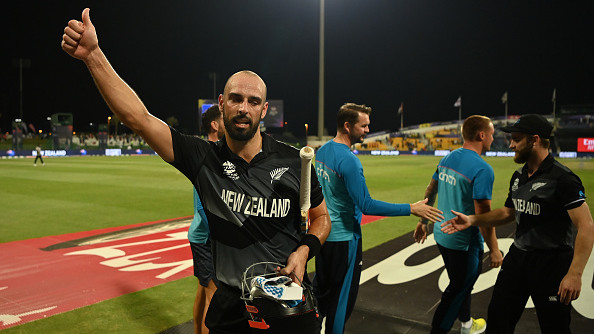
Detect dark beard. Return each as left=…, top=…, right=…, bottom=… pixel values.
left=222, top=107, right=261, bottom=141
left=514, top=144, right=533, bottom=164
left=349, top=133, right=364, bottom=145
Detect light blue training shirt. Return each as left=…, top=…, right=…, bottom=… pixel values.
left=315, top=140, right=410, bottom=242
left=432, top=148, right=494, bottom=251
left=187, top=187, right=209, bottom=243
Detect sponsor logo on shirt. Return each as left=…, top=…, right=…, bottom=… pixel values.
left=531, top=182, right=546, bottom=191
left=270, top=167, right=289, bottom=184
left=439, top=171, right=456, bottom=186
left=315, top=166, right=330, bottom=182
left=512, top=198, right=541, bottom=215
left=579, top=190, right=586, bottom=199
left=221, top=189, right=291, bottom=218
left=222, top=161, right=240, bottom=180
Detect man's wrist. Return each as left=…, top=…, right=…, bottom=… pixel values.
left=84, top=47, right=105, bottom=68
left=298, top=234, right=321, bottom=260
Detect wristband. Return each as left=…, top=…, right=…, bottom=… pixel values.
left=298, top=234, right=321, bottom=260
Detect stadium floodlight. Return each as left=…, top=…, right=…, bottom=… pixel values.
left=318, top=0, right=325, bottom=140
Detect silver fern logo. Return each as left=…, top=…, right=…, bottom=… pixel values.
left=270, top=167, right=289, bottom=184
left=531, top=182, right=546, bottom=191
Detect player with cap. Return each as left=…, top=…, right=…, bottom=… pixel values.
left=441, top=114, right=594, bottom=333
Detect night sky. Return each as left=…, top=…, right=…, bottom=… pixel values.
left=3, top=1, right=594, bottom=137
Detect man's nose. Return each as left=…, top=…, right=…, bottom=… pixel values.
left=238, top=100, right=249, bottom=114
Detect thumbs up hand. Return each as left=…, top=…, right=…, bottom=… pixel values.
left=61, top=8, right=98, bottom=61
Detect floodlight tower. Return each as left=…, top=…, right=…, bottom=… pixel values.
left=317, top=0, right=325, bottom=141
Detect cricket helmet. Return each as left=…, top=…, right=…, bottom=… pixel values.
left=240, top=262, right=319, bottom=330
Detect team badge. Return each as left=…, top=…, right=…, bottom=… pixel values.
left=530, top=182, right=546, bottom=191
left=511, top=178, right=519, bottom=191
left=270, top=167, right=289, bottom=184
left=222, top=161, right=240, bottom=180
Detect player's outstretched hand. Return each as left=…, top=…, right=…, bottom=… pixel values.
left=410, top=198, right=444, bottom=223
left=440, top=210, right=472, bottom=234
left=413, top=221, right=427, bottom=244
left=61, top=8, right=98, bottom=61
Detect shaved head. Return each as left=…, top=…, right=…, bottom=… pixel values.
left=219, top=70, right=269, bottom=142
left=224, top=70, right=267, bottom=102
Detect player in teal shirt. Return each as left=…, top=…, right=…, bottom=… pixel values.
left=314, top=103, right=444, bottom=334
left=188, top=104, right=223, bottom=334
left=414, top=115, right=502, bottom=334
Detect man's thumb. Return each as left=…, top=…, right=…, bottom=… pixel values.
left=82, top=8, right=92, bottom=26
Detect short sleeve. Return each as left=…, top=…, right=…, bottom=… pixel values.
left=310, top=164, right=324, bottom=208
left=473, top=166, right=494, bottom=200
left=557, top=173, right=586, bottom=210
left=168, top=127, right=211, bottom=182
left=504, top=172, right=518, bottom=208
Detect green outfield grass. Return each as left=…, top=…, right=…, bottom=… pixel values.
left=1, top=154, right=593, bottom=333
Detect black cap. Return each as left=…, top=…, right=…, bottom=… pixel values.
left=500, top=114, right=553, bottom=139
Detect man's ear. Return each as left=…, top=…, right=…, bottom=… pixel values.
left=261, top=101, right=269, bottom=119
left=218, top=94, right=224, bottom=111
left=532, top=135, right=541, bottom=145
left=343, top=122, right=351, bottom=134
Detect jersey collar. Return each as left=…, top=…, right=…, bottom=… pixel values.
left=217, top=132, right=279, bottom=164
left=521, top=153, right=554, bottom=177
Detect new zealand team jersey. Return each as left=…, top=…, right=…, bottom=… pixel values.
left=169, top=128, right=324, bottom=288
left=432, top=148, right=494, bottom=251
left=504, top=154, right=585, bottom=251
left=315, top=140, right=410, bottom=242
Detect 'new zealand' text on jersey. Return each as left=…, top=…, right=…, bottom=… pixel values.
left=432, top=148, right=494, bottom=251
left=504, top=154, right=585, bottom=251
left=169, top=128, right=324, bottom=288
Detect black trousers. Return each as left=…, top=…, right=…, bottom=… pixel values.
left=487, top=244, right=573, bottom=334
left=313, top=237, right=362, bottom=334
left=431, top=243, right=483, bottom=334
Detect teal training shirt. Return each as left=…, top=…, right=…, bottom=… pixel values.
left=188, top=187, right=210, bottom=243
left=432, top=148, right=494, bottom=251
left=315, top=140, right=410, bottom=242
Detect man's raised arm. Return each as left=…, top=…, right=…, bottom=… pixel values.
left=61, top=8, right=174, bottom=162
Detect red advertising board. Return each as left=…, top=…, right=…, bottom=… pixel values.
left=577, top=138, right=594, bottom=152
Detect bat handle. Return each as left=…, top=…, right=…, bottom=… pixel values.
left=300, top=210, right=308, bottom=232
left=299, top=146, right=314, bottom=232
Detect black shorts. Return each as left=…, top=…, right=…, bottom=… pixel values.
left=190, top=240, right=218, bottom=287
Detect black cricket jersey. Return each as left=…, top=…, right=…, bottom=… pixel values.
left=504, top=154, right=586, bottom=251
left=169, top=128, right=324, bottom=288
